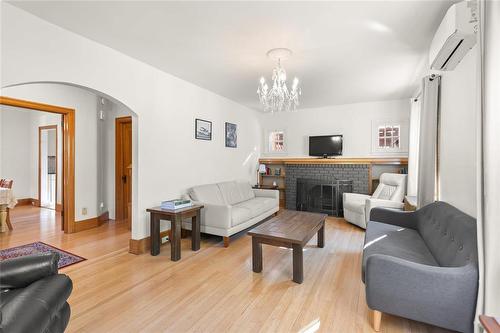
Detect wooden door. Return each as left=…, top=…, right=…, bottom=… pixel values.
left=115, top=117, right=132, bottom=226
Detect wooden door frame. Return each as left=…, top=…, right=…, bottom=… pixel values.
left=38, top=125, right=58, bottom=210
left=115, top=116, right=132, bottom=222
left=0, top=96, right=76, bottom=233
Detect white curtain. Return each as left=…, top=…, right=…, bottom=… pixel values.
left=407, top=97, right=421, bottom=197
left=480, top=0, right=500, bottom=317
left=417, top=75, right=441, bottom=208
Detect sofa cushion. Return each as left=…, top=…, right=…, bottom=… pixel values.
left=188, top=184, right=225, bottom=205
left=236, top=181, right=255, bottom=202
left=362, top=221, right=438, bottom=283
left=233, top=197, right=276, bottom=221
left=416, top=201, right=477, bottom=267
left=218, top=181, right=254, bottom=205
left=231, top=206, right=252, bottom=227
left=344, top=195, right=367, bottom=214
left=0, top=288, right=23, bottom=308
left=374, top=184, right=397, bottom=200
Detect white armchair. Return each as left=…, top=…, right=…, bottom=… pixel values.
left=343, top=173, right=407, bottom=229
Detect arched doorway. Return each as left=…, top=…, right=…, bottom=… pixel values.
left=0, top=96, right=75, bottom=233
left=1, top=82, right=138, bottom=234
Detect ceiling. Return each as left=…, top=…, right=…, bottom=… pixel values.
left=8, top=1, right=455, bottom=111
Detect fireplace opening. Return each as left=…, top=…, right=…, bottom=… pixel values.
left=296, top=178, right=353, bottom=217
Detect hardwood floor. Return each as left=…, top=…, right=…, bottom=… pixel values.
left=1, top=206, right=449, bottom=333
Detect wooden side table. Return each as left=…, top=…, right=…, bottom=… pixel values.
left=404, top=196, right=417, bottom=211
left=146, top=205, right=203, bottom=261
left=480, top=315, right=500, bottom=333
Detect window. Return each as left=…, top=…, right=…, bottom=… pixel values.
left=268, top=131, right=285, bottom=152
left=378, top=125, right=400, bottom=149
left=371, top=119, right=407, bottom=154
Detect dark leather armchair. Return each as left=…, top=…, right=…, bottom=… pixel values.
left=0, top=253, right=73, bottom=333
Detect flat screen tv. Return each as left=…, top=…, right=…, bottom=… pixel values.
left=309, top=135, right=343, bottom=157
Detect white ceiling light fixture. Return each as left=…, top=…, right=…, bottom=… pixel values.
left=257, top=48, right=301, bottom=113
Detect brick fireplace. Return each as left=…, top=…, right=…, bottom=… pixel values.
left=285, top=164, right=369, bottom=211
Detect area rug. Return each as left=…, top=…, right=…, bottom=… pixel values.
left=0, top=242, right=86, bottom=269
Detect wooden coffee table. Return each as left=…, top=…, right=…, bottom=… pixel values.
left=248, top=210, right=327, bottom=284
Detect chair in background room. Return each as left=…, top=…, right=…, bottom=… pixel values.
left=0, top=178, right=14, bottom=230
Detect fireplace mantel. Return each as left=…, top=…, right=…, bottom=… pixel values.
left=259, top=157, right=408, bottom=165
left=258, top=157, right=408, bottom=209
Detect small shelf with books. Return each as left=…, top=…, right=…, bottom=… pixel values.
left=258, top=161, right=286, bottom=208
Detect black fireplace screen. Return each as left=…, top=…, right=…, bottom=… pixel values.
left=296, top=178, right=353, bottom=217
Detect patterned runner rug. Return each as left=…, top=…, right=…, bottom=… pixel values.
left=0, top=241, right=86, bottom=269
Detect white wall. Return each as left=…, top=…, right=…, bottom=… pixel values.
left=483, top=0, right=500, bottom=315
left=0, top=108, right=33, bottom=198
left=438, top=45, right=478, bottom=217
left=259, top=99, right=410, bottom=158
left=1, top=4, right=261, bottom=239
left=3, top=83, right=100, bottom=221
left=0, top=111, right=3, bottom=177
left=0, top=107, right=63, bottom=203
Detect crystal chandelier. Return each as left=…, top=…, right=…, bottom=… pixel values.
left=257, top=48, right=301, bottom=113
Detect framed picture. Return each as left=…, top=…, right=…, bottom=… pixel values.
left=195, top=118, right=212, bottom=140
left=225, top=122, right=237, bottom=148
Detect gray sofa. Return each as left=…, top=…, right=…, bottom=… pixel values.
left=362, top=201, right=478, bottom=333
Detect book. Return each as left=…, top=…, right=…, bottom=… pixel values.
left=160, top=199, right=192, bottom=210
left=161, top=203, right=192, bottom=210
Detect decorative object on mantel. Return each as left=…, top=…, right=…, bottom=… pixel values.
left=258, top=164, right=267, bottom=186
left=257, top=48, right=301, bottom=113
left=195, top=118, right=212, bottom=140
left=0, top=242, right=86, bottom=269
left=225, top=122, right=237, bottom=148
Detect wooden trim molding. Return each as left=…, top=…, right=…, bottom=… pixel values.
left=479, top=315, right=500, bottom=333
left=15, top=198, right=37, bottom=206
left=1, top=96, right=76, bottom=233
left=74, top=217, right=100, bottom=232
left=129, top=230, right=171, bottom=255
left=74, top=211, right=109, bottom=233
left=98, top=211, right=110, bottom=223
left=259, top=157, right=408, bottom=165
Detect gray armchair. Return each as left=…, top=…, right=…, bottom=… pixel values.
left=362, top=201, right=478, bottom=333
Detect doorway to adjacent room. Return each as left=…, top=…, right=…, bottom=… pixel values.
left=38, top=125, right=58, bottom=210
left=115, top=116, right=132, bottom=229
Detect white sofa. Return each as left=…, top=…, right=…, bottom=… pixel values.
left=183, top=180, right=279, bottom=246
left=343, top=173, right=407, bottom=229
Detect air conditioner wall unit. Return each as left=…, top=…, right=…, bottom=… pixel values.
left=429, top=1, right=478, bottom=71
